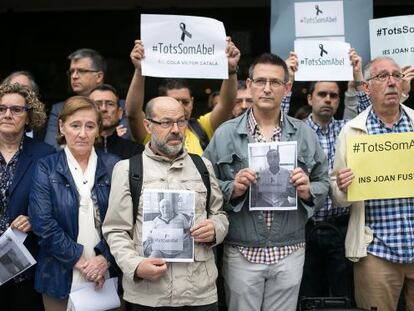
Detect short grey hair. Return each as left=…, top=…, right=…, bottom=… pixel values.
left=145, top=98, right=156, bottom=119
left=1, top=71, right=40, bottom=95
left=68, top=48, right=107, bottom=74
left=363, top=56, right=400, bottom=80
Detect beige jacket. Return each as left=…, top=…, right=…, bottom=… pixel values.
left=102, top=144, right=228, bottom=307
left=331, top=104, right=414, bottom=262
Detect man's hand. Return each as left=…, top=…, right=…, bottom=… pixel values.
left=285, top=51, right=298, bottom=83
left=116, top=124, right=127, bottom=137
left=130, top=40, right=145, bottom=70
left=336, top=168, right=354, bottom=193
left=191, top=219, right=215, bottom=243
left=402, top=65, right=414, bottom=95
left=10, top=215, right=32, bottom=233
left=231, top=168, right=256, bottom=199
left=349, top=48, right=364, bottom=82
left=226, top=36, right=241, bottom=73
left=135, top=258, right=167, bottom=281
left=290, top=167, right=311, bottom=202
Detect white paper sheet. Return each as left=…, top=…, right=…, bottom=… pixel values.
left=0, top=228, right=35, bottom=285
left=69, top=277, right=120, bottom=311
left=295, top=40, right=353, bottom=81
left=295, top=1, right=345, bottom=38
left=141, top=14, right=228, bottom=79
left=370, top=15, right=414, bottom=66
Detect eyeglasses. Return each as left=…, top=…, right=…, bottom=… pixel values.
left=66, top=68, right=99, bottom=77
left=94, top=100, right=118, bottom=109
left=0, top=105, right=29, bottom=116
left=316, top=91, right=339, bottom=99
left=148, top=118, right=188, bottom=129
left=366, top=72, right=405, bottom=82
left=251, top=78, right=285, bottom=88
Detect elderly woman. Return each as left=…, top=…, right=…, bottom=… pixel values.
left=29, top=96, right=119, bottom=311
left=0, top=83, right=55, bottom=311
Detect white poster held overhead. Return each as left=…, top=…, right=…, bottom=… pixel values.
left=294, top=40, right=353, bottom=81
left=141, top=14, right=228, bottom=79
left=294, top=1, right=345, bottom=38
left=369, top=15, right=414, bottom=66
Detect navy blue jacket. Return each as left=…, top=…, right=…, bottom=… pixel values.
left=6, top=136, right=55, bottom=276
left=29, top=149, right=119, bottom=299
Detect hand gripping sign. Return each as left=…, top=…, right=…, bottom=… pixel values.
left=294, top=39, right=353, bottom=81
left=141, top=14, right=228, bottom=79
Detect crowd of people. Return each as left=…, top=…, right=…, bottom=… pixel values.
left=0, top=23, right=413, bottom=311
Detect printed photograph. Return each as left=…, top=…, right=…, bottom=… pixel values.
left=0, top=234, right=33, bottom=285
left=248, top=141, right=297, bottom=211
left=142, top=189, right=195, bottom=262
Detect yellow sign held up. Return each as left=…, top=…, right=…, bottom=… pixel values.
left=347, top=132, right=414, bottom=201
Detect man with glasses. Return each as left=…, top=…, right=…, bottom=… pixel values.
left=332, top=56, right=414, bottom=311
left=103, top=96, right=228, bottom=311
left=44, top=49, right=129, bottom=148
left=89, top=84, right=143, bottom=159
left=203, top=53, right=329, bottom=311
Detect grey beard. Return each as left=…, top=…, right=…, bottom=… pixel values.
left=152, top=134, right=184, bottom=157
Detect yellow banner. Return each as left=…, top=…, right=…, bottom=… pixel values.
left=347, top=132, right=414, bottom=201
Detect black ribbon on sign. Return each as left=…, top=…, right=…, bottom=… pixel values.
left=319, top=44, right=328, bottom=57
left=179, top=22, right=192, bottom=42
left=315, top=5, right=323, bottom=16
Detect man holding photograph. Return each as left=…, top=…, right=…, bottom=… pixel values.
left=204, top=53, right=328, bottom=311
left=103, top=96, right=228, bottom=311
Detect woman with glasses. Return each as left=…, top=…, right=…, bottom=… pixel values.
left=29, top=96, right=119, bottom=310
left=0, top=83, right=55, bottom=311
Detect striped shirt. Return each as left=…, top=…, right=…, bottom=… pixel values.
left=365, top=107, right=414, bottom=263
left=236, top=109, right=305, bottom=264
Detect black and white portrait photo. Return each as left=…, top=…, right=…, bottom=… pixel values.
left=0, top=233, right=33, bottom=285
left=249, top=142, right=297, bottom=211
left=142, top=189, right=195, bottom=262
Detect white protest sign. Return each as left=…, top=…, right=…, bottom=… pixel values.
left=295, top=40, right=352, bottom=81
left=294, top=1, right=344, bottom=38
left=141, top=14, right=228, bottom=79
left=369, top=15, right=414, bottom=66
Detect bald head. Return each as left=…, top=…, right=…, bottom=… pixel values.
left=144, top=96, right=187, bottom=159
left=145, top=96, right=184, bottom=119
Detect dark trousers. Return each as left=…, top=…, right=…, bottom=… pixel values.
left=299, top=216, right=354, bottom=301
left=0, top=278, right=44, bottom=311
left=129, top=303, right=218, bottom=311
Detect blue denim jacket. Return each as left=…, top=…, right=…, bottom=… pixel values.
left=29, top=150, right=119, bottom=299
left=204, top=112, right=329, bottom=247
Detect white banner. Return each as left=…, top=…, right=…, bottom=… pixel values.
left=295, top=40, right=353, bottom=81
left=141, top=14, right=228, bottom=79
left=369, top=15, right=414, bottom=66
left=294, top=1, right=344, bottom=38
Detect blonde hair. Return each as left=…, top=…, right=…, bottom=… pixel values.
left=57, top=96, right=102, bottom=145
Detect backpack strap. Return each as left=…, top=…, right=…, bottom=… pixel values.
left=129, top=152, right=143, bottom=226
left=189, top=153, right=211, bottom=218
left=187, top=118, right=209, bottom=150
